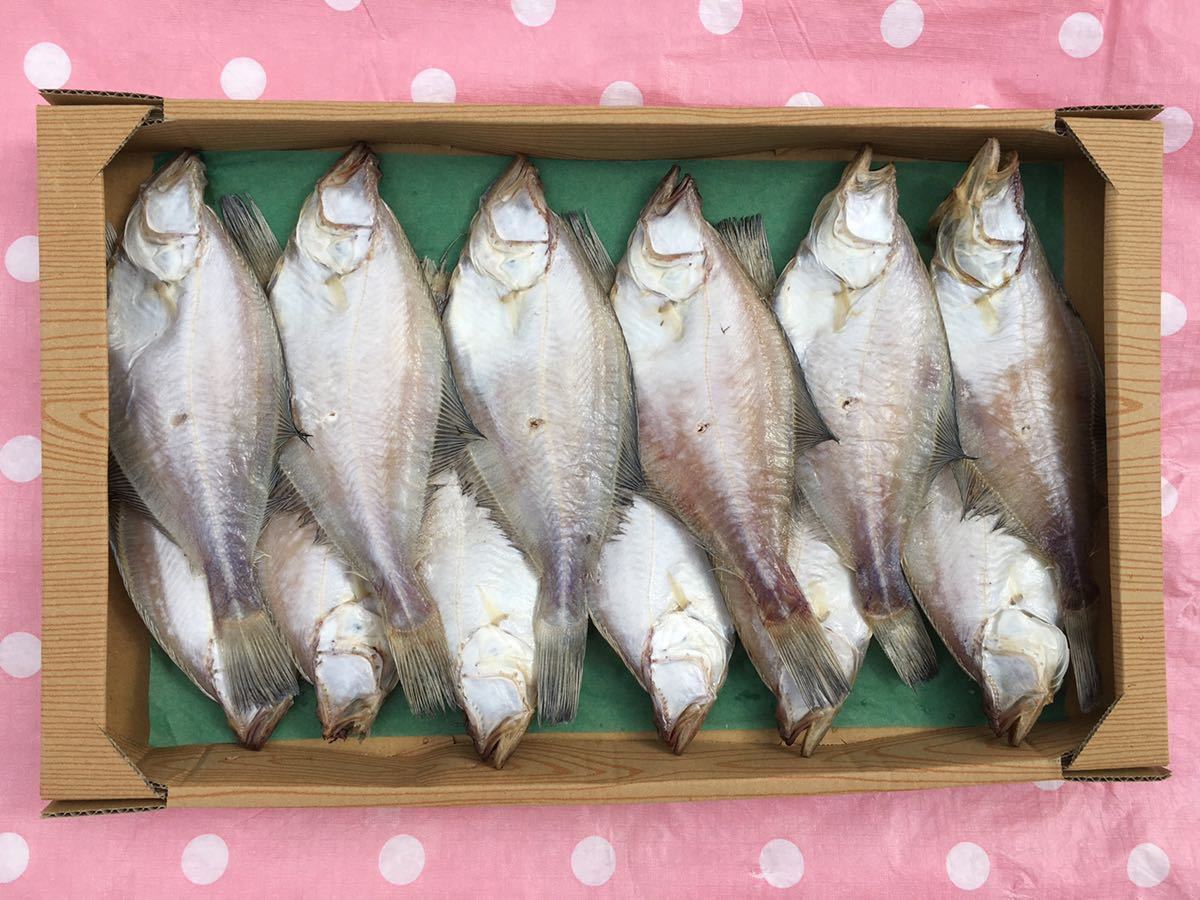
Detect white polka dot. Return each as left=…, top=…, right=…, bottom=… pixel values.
left=1058, top=13, right=1103, bottom=59
left=220, top=58, right=267, bottom=100
left=0, top=633, right=41, bottom=679
left=5, top=236, right=39, bottom=283
left=698, top=0, right=742, bottom=36
left=786, top=92, right=823, bottom=107
left=1033, top=779, right=1065, bottom=791
left=181, top=834, right=228, bottom=886
left=1162, top=476, right=1179, bottom=518
left=758, top=839, right=804, bottom=889
left=946, top=842, right=989, bottom=891
left=1128, top=843, right=1170, bottom=888
left=971, top=104, right=991, bottom=109
left=880, top=0, right=924, bottom=49
left=511, top=0, right=555, bottom=27
left=1162, top=291, right=1187, bottom=336
left=571, top=836, right=615, bottom=887
left=0, top=834, right=29, bottom=884
left=378, top=835, right=425, bottom=886
left=23, top=42, right=70, bottom=90
left=1156, top=107, right=1194, bottom=154
left=324, top=0, right=361, bottom=9
left=600, top=81, right=644, bottom=107
left=411, top=68, right=456, bottom=103
left=0, top=435, right=40, bottom=484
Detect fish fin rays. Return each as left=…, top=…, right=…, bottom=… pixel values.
left=430, top=364, right=482, bottom=476
left=562, top=210, right=616, bottom=292
left=762, top=610, right=850, bottom=711
left=534, top=614, right=587, bottom=725
left=871, top=605, right=939, bottom=687
left=929, top=372, right=970, bottom=480
left=214, top=607, right=299, bottom=716
left=1063, top=603, right=1102, bottom=714
left=952, top=458, right=1038, bottom=546
left=715, top=214, right=776, bottom=298
left=385, top=612, right=457, bottom=716
left=792, top=361, right=837, bottom=453
left=220, top=194, right=284, bottom=290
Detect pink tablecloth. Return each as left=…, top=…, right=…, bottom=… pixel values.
left=1, top=1, right=1195, bottom=895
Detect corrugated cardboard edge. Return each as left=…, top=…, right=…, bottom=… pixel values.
left=1064, top=765, right=1170, bottom=783
left=1056, top=115, right=1167, bottom=775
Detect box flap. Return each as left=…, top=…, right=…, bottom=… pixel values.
left=1055, top=104, right=1162, bottom=121
left=1057, top=116, right=1166, bottom=772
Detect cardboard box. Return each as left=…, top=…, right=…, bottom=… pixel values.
left=37, top=92, right=1168, bottom=816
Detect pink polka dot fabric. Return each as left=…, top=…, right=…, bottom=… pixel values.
left=1, top=1, right=1196, bottom=893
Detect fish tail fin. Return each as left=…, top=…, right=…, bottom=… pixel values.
left=379, top=573, right=457, bottom=716
left=762, top=612, right=851, bottom=711
left=214, top=605, right=298, bottom=721
left=871, top=604, right=939, bottom=687
left=1063, top=600, right=1102, bottom=713
left=534, top=565, right=589, bottom=725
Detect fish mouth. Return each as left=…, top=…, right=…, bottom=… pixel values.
left=779, top=706, right=838, bottom=757
left=655, top=698, right=715, bottom=755
left=838, top=145, right=896, bottom=194
left=316, top=142, right=381, bottom=229
left=227, top=695, right=294, bottom=750
left=319, top=691, right=386, bottom=741
left=642, top=166, right=701, bottom=218
left=470, top=709, right=533, bottom=769
left=930, top=137, right=1023, bottom=231
left=483, top=155, right=546, bottom=210
left=989, top=692, right=1053, bottom=746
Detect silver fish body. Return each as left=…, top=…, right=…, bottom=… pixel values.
left=930, top=139, right=1104, bottom=711
left=108, top=153, right=296, bottom=718
left=416, top=467, right=538, bottom=767
left=905, top=469, right=1068, bottom=743
left=110, top=502, right=293, bottom=748
left=591, top=495, right=734, bottom=753
left=256, top=509, right=397, bottom=740
left=613, top=168, right=848, bottom=712
left=773, top=148, right=946, bottom=686
left=268, top=145, right=455, bottom=715
left=718, top=507, right=871, bottom=755
left=443, top=157, right=632, bottom=723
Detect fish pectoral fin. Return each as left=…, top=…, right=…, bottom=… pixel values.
left=832, top=285, right=853, bottom=332
left=563, top=210, right=616, bottom=291
left=665, top=572, right=692, bottom=612
left=421, top=256, right=452, bottom=315
left=928, top=372, right=969, bottom=480
left=455, top=439, right=526, bottom=551
left=501, top=290, right=523, bottom=333
left=430, top=363, right=483, bottom=475
left=219, top=194, right=284, bottom=289
left=715, top=214, right=776, bottom=298
left=793, top=361, right=837, bottom=452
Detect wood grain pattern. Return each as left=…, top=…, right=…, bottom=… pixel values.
left=133, top=726, right=1067, bottom=809
left=126, top=102, right=1076, bottom=161
left=38, top=103, right=167, bottom=802
left=1061, top=117, right=1167, bottom=772
left=37, top=100, right=1166, bottom=807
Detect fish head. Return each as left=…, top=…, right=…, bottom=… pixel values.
left=124, top=151, right=206, bottom=283
left=979, top=607, right=1069, bottom=745
left=643, top=605, right=731, bottom=754
left=810, top=146, right=898, bottom=290
left=222, top=696, right=295, bottom=750
left=296, top=143, right=381, bottom=276
left=459, top=624, right=535, bottom=768
left=312, top=601, right=395, bottom=740
left=469, top=155, right=553, bottom=293
left=932, top=138, right=1027, bottom=291
left=624, top=167, right=710, bottom=305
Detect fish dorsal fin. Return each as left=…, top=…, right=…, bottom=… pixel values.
left=454, top=439, right=526, bottom=552
left=422, top=257, right=452, bottom=316
left=220, top=194, right=283, bottom=289
left=431, top=366, right=482, bottom=476
left=715, top=215, right=776, bottom=298
left=562, top=210, right=615, bottom=291
left=108, top=456, right=168, bottom=537
left=105, top=221, right=120, bottom=262
left=218, top=194, right=309, bottom=453
left=1062, top=298, right=1108, bottom=512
